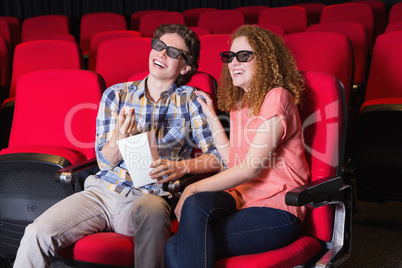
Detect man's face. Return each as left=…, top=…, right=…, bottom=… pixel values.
left=149, top=33, right=190, bottom=83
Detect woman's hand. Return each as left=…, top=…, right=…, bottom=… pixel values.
left=149, top=159, right=189, bottom=184
left=195, top=91, right=217, bottom=120
left=174, top=185, right=196, bottom=222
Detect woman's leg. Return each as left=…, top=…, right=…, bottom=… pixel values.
left=165, top=191, right=237, bottom=268
left=213, top=207, right=302, bottom=260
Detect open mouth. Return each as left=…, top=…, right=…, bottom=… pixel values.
left=154, top=59, right=167, bottom=68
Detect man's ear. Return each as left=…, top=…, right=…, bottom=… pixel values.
left=181, top=65, right=191, bottom=75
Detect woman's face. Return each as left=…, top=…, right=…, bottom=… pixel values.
left=228, top=36, right=255, bottom=92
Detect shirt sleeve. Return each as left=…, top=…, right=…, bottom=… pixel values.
left=188, top=92, right=225, bottom=170
left=95, top=85, right=122, bottom=170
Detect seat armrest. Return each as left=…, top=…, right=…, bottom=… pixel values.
left=55, top=158, right=99, bottom=191
left=285, top=176, right=344, bottom=207
left=163, top=172, right=216, bottom=193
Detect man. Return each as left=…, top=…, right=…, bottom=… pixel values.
left=13, top=24, right=221, bottom=268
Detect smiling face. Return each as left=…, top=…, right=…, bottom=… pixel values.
left=228, top=36, right=255, bottom=92
left=148, top=33, right=191, bottom=84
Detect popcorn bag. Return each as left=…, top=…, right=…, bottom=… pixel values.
left=117, top=131, right=159, bottom=188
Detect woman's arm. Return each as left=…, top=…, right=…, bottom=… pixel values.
left=175, top=115, right=284, bottom=221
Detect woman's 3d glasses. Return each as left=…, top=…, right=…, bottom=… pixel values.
left=220, top=50, right=254, bottom=63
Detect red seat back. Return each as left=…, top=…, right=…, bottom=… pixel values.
left=198, top=34, right=231, bottom=83
left=79, top=12, right=127, bottom=56
left=306, top=22, right=369, bottom=86
left=284, top=32, right=353, bottom=105
left=292, top=3, right=325, bottom=25
left=385, top=21, right=402, bottom=33
left=139, top=11, right=186, bottom=38
left=258, top=7, right=308, bottom=34
left=88, top=30, right=141, bottom=71
left=0, top=37, right=10, bottom=88
left=235, top=6, right=270, bottom=25
left=182, top=8, right=218, bottom=27
left=320, top=3, right=375, bottom=51
left=364, top=32, right=402, bottom=102
left=388, top=1, right=402, bottom=25
left=0, top=16, right=21, bottom=49
left=9, top=40, right=83, bottom=99
left=21, top=15, right=70, bottom=43
left=0, top=20, right=12, bottom=49
left=130, top=10, right=165, bottom=31
left=95, top=37, right=151, bottom=87
left=198, top=10, right=245, bottom=34
left=8, top=69, right=104, bottom=160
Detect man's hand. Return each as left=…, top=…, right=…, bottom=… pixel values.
left=149, top=159, right=189, bottom=184
left=174, top=185, right=196, bottom=222
left=116, top=107, right=137, bottom=140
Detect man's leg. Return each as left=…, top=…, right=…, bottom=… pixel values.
left=13, top=176, right=114, bottom=268
left=114, top=194, right=171, bottom=268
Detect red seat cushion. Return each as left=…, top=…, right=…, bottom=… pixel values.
left=214, top=236, right=321, bottom=268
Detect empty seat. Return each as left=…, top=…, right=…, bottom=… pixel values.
left=284, top=32, right=354, bottom=106
left=356, top=0, right=387, bottom=38
left=354, top=31, right=402, bottom=203
left=258, top=7, right=308, bottom=34
left=388, top=1, right=402, bottom=25
left=0, top=16, right=21, bottom=49
left=130, top=10, right=165, bottom=31
left=139, top=11, right=185, bottom=38
left=95, top=37, right=151, bottom=87
left=87, top=30, right=141, bottom=71
left=320, top=3, right=375, bottom=51
left=22, top=33, right=76, bottom=43
left=215, top=70, right=351, bottom=268
left=198, top=10, right=245, bottom=34
left=0, top=37, right=10, bottom=90
left=79, top=12, right=127, bottom=57
left=292, top=3, right=325, bottom=25
left=385, top=21, right=402, bottom=33
left=306, top=22, right=369, bottom=92
left=0, top=20, right=12, bottom=49
left=21, top=15, right=70, bottom=43
left=189, top=26, right=211, bottom=36
left=0, top=69, right=104, bottom=258
left=198, top=34, right=231, bottom=83
left=235, top=5, right=270, bottom=25
left=182, top=7, right=218, bottom=27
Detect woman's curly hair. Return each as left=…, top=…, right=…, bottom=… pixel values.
left=217, top=25, right=305, bottom=116
left=153, top=24, right=200, bottom=86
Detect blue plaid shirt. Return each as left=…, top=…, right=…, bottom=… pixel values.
left=94, top=77, right=221, bottom=195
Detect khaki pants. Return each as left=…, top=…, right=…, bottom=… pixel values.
left=13, top=175, right=171, bottom=268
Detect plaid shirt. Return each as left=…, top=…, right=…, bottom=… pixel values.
left=94, top=77, right=221, bottom=195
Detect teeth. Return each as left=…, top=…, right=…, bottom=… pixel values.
left=234, top=70, right=244, bottom=75
left=154, top=60, right=166, bottom=68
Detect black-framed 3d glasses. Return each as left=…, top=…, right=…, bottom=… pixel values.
left=151, top=38, right=188, bottom=62
left=220, top=50, right=254, bottom=63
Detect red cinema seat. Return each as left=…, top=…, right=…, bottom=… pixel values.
left=87, top=30, right=141, bottom=71
left=385, top=21, right=402, bottom=33
left=21, top=15, right=70, bottom=43
left=79, top=12, right=127, bottom=57
left=216, top=70, right=351, bottom=268
left=198, top=10, right=245, bottom=34
left=0, top=20, right=12, bottom=50
left=356, top=0, right=387, bottom=38
left=0, top=37, right=10, bottom=90
left=320, top=3, right=375, bottom=52
left=354, top=31, right=402, bottom=203
left=306, top=22, right=369, bottom=91
left=22, top=33, right=76, bottom=43
left=182, top=8, right=218, bottom=27
left=292, top=3, right=325, bottom=25
left=198, top=34, right=231, bottom=83
left=284, top=32, right=354, bottom=106
left=0, top=69, right=105, bottom=259
left=139, top=11, right=185, bottom=38
left=129, top=10, right=165, bottom=31
left=0, top=16, right=21, bottom=49
left=235, top=5, right=270, bottom=25
left=388, top=1, right=402, bottom=25
left=258, top=7, right=308, bottom=34
left=95, top=37, right=151, bottom=88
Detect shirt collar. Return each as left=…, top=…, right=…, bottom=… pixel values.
left=137, top=76, right=179, bottom=99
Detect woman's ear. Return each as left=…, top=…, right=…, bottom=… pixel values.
left=181, top=65, right=191, bottom=75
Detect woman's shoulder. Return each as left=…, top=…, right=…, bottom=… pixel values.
left=262, top=87, right=296, bottom=110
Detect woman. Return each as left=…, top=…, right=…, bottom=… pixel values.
left=164, top=25, right=310, bottom=268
